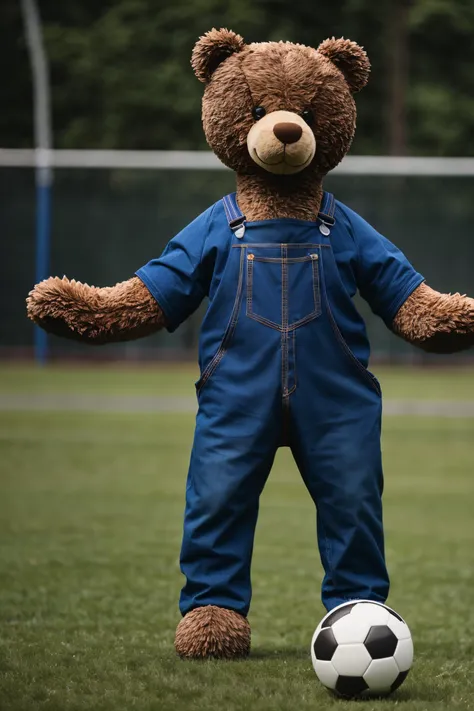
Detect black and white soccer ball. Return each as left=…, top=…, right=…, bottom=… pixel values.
left=311, top=600, right=413, bottom=698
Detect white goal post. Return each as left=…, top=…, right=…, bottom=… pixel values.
left=2, top=148, right=474, bottom=176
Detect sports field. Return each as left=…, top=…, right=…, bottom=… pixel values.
left=1, top=364, right=474, bottom=711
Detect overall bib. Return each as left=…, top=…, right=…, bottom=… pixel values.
left=179, top=192, right=388, bottom=616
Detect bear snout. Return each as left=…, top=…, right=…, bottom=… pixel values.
left=273, top=122, right=303, bottom=145
left=247, top=110, right=316, bottom=175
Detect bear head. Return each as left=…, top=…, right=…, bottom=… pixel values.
left=192, top=29, right=370, bottom=179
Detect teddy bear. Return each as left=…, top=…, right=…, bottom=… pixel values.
left=27, top=29, right=474, bottom=660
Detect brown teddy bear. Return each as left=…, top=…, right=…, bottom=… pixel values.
left=27, top=29, right=474, bottom=660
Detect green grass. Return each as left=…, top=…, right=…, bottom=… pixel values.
left=0, top=363, right=473, bottom=400
left=0, top=363, right=199, bottom=397
left=1, top=366, right=474, bottom=710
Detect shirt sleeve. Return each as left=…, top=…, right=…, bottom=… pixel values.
left=135, top=206, right=215, bottom=333
left=339, top=203, right=425, bottom=326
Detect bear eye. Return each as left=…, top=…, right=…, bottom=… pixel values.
left=252, top=106, right=266, bottom=121
left=301, top=109, right=314, bottom=126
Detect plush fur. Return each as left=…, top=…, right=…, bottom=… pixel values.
left=26, top=276, right=165, bottom=344
left=317, top=37, right=370, bottom=93
left=236, top=173, right=323, bottom=222
left=192, top=28, right=245, bottom=83
left=393, top=283, right=474, bottom=353
left=25, top=28, right=474, bottom=660
left=198, top=35, right=359, bottom=181
left=174, top=606, right=251, bottom=659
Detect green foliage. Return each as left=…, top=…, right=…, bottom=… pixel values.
left=407, top=0, right=474, bottom=155
left=2, top=0, right=474, bottom=154
left=41, top=0, right=271, bottom=150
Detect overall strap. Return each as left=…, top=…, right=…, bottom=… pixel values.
left=223, top=193, right=246, bottom=239
left=318, top=192, right=336, bottom=235
left=223, top=190, right=335, bottom=237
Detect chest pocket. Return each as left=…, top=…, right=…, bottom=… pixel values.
left=245, top=245, right=322, bottom=330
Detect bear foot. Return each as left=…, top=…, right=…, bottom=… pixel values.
left=175, top=605, right=250, bottom=659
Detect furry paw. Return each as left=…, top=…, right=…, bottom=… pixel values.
left=394, top=283, right=474, bottom=353
left=175, top=606, right=251, bottom=659
left=27, top=276, right=64, bottom=322
left=26, top=277, right=92, bottom=338
left=26, top=275, right=165, bottom=344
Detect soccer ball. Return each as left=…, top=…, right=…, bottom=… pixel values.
left=311, top=600, right=413, bottom=698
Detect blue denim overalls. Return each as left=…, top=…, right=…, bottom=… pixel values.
left=136, top=192, right=424, bottom=616
left=181, top=193, right=387, bottom=616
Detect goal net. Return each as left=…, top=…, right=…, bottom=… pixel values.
left=2, top=150, right=473, bottom=362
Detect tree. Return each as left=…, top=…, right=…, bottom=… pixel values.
left=2, top=0, right=474, bottom=156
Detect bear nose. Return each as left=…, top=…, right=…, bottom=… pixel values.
left=273, top=122, right=303, bottom=144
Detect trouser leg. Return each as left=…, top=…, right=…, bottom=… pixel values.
left=179, top=408, right=278, bottom=617
left=291, top=407, right=389, bottom=611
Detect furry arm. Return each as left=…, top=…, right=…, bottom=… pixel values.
left=26, top=276, right=166, bottom=344
left=393, top=283, right=474, bottom=353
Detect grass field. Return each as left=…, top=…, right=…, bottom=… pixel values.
left=1, top=363, right=474, bottom=399
left=1, top=364, right=474, bottom=710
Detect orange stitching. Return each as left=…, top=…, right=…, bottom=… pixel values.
left=231, top=243, right=331, bottom=249
left=247, top=314, right=282, bottom=331
left=196, top=249, right=245, bottom=394
left=251, top=255, right=315, bottom=263
left=287, top=328, right=297, bottom=396
left=281, top=245, right=289, bottom=396
left=326, top=300, right=381, bottom=397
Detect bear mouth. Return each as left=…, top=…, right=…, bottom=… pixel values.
left=254, top=148, right=313, bottom=171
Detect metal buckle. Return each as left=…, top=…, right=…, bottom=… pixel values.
left=318, top=213, right=335, bottom=236
left=229, top=216, right=246, bottom=239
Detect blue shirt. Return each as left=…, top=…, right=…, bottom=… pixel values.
left=136, top=197, right=424, bottom=335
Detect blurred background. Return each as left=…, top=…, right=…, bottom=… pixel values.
left=1, top=0, right=474, bottom=362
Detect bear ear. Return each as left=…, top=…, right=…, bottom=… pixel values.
left=192, top=28, right=246, bottom=83
left=317, top=37, right=370, bottom=93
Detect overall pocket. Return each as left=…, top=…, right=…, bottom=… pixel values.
left=246, top=250, right=322, bottom=330
left=326, top=302, right=382, bottom=397
left=195, top=249, right=245, bottom=394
